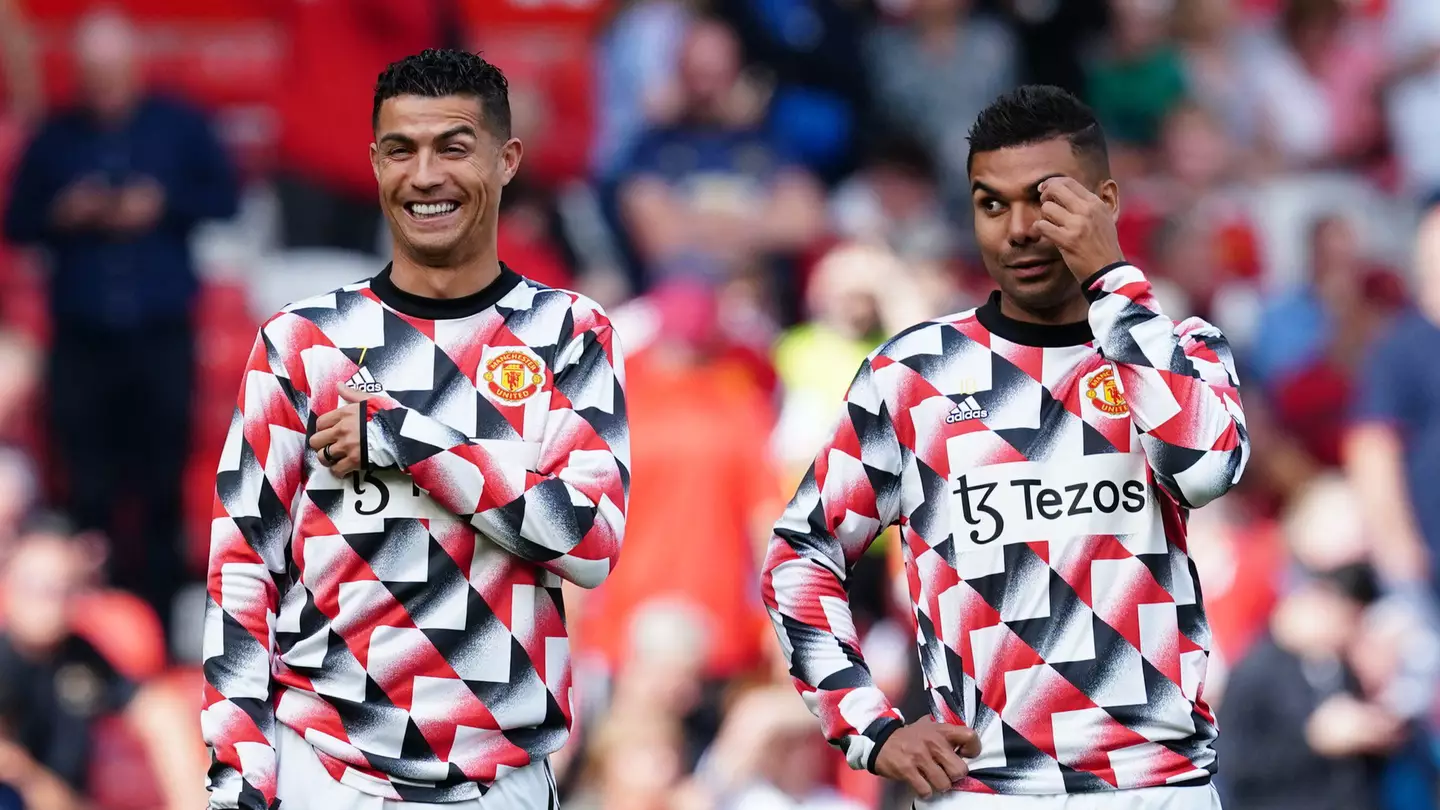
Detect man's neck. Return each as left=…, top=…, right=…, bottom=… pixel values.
left=998, top=291, right=1090, bottom=327
left=389, top=249, right=502, bottom=300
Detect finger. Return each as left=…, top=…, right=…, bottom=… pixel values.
left=310, top=425, right=344, bottom=452
left=940, top=724, right=982, bottom=758
left=315, top=407, right=350, bottom=431
left=903, top=767, right=933, bottom=800
left=328, top=443, right=362, bottom=476
left=1040, top=200, right=1077, bottom=227
left=931, top=745, right=969, bottom=784
left=338, top=385, right=371, bottom=404
left=1034, top=219, right=1067, bottom=245
left=1039, top=176, right=1090, bottom=209
left=915, top=755, right=951, bottom=795
left=325, top=440, right=357, bottom=467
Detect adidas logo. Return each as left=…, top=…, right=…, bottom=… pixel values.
left=946, top=396, right=988, bottom=424
left=346, top=367, right=384, bottom=393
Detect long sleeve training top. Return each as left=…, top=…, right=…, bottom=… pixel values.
left=202, top=264, right=628, bottom=808
left=762, top=263, right=1248, bottom=795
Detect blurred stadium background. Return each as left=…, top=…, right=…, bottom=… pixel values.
left=1, top=0, right=1439, bottom=808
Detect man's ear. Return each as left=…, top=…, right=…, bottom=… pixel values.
left=1098, top=178, right=1121, bottom=223
left=370, top=142, right=381, bottom=182
left=499, top=138, right=524, bottom=187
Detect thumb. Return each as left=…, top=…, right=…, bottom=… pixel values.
left=338, top=384, right=369, bottom=404
left=940, top=723, right=981, bottom=757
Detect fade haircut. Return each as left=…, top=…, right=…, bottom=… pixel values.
left=966, top=85, right=1109, bottom=177
left=372, top=49, right=511, bottom=138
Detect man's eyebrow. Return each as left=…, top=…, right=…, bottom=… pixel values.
left=972, top=173, right=1070, bottom=199
left=376, top=125, right=478, bottom=146
left=437, top=125, right=478, bottom=141
left=1025, top=173, right=1067, bottom=197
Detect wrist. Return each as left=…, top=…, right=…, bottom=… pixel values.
left=864, top=714, right=905, bottom=774
left=1070, top=249, right=1125, bottom=279
left=1079, top=261, right=1134, bottom=301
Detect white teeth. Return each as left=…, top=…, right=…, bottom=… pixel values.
left=410, top=202, right=457, bottom=217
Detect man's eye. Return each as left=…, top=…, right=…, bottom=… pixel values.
left=388, top=147, right=412, bottom=158
left=980, top=199, right=1005, bottom=214
left=443, top=145, right=468, bottom=155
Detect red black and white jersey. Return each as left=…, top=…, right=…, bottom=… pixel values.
left=761, top=263, right=1248, bottom=795
left=201, top=264, right=628, bottom=809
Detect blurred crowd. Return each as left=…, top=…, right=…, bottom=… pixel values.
left=1, top=0, right=1439, bottom=808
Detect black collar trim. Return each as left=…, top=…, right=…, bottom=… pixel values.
left=974, top=291, right=1093, bottom=347
left=369, top=262, right=522, bottom=320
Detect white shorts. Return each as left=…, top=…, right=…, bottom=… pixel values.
left=916, top=784, right=1222, bottom=810
left=275, top=723, right=558, bottom=809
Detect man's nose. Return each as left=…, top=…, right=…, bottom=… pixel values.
left=1007, top=204, right=1041, bottom=246
left=409, top=150, right=445, bottom=192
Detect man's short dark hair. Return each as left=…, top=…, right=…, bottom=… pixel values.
left=373, top=49, right=511, bottom=138
left=966, top=85, right=1108, bottom=177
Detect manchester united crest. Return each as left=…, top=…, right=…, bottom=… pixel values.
left=482, top=346, right=546, bottom=406
left=1084, top=365, right=1129, bottom=418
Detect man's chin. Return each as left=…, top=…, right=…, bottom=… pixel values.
left=398, top=234, right=467, bottom=266
left=999, top=273, right=1083, bottom=312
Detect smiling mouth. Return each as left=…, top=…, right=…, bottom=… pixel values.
left=404, top=201, right=460, bottom=220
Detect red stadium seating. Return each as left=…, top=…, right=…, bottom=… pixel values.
left=462, top=0, right=609, bottom=28
left=72, top=590, right=168, bottom=681
left=88, top=715, right=166, bottom=810
left=86, top=667, right=205, bottom=810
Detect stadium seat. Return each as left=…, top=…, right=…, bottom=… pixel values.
left=86, top=667, right=205, bottom=810
left=71, top=589, right=168, bottom=681
left=87, top=714, right=165, bottom=810
left=475, top=29, right=595, bottom=186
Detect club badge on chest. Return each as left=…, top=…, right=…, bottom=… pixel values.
left=1084, top=365, right=1129, bottom=419
left=481, top=345, right=547, bottom=407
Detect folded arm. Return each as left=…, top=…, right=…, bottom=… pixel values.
left=367, top=315, right=629, bottom=589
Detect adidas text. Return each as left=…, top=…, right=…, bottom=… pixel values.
left=947, top=397, right=988, bottom=424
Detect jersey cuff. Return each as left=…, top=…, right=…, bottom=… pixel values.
left=1081, top=261, right=1132, bottom=301
left=358, top=399, right=370, bottom=470
left=863, top=715, right=906, bottom=774
left=365, top=419, right=397, bottom=468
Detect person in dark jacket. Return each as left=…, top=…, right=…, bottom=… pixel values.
left=1218, top=563, right=1398, bottom=810
left=1, top=9, right=239, bottom=632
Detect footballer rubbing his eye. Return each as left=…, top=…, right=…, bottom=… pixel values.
left=761, top=85, right=1247, bottom=810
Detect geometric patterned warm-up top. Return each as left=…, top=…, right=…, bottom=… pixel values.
left=762, top=263, right=1248, bottom=795
left=201, top=264, right=628, bottom=809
